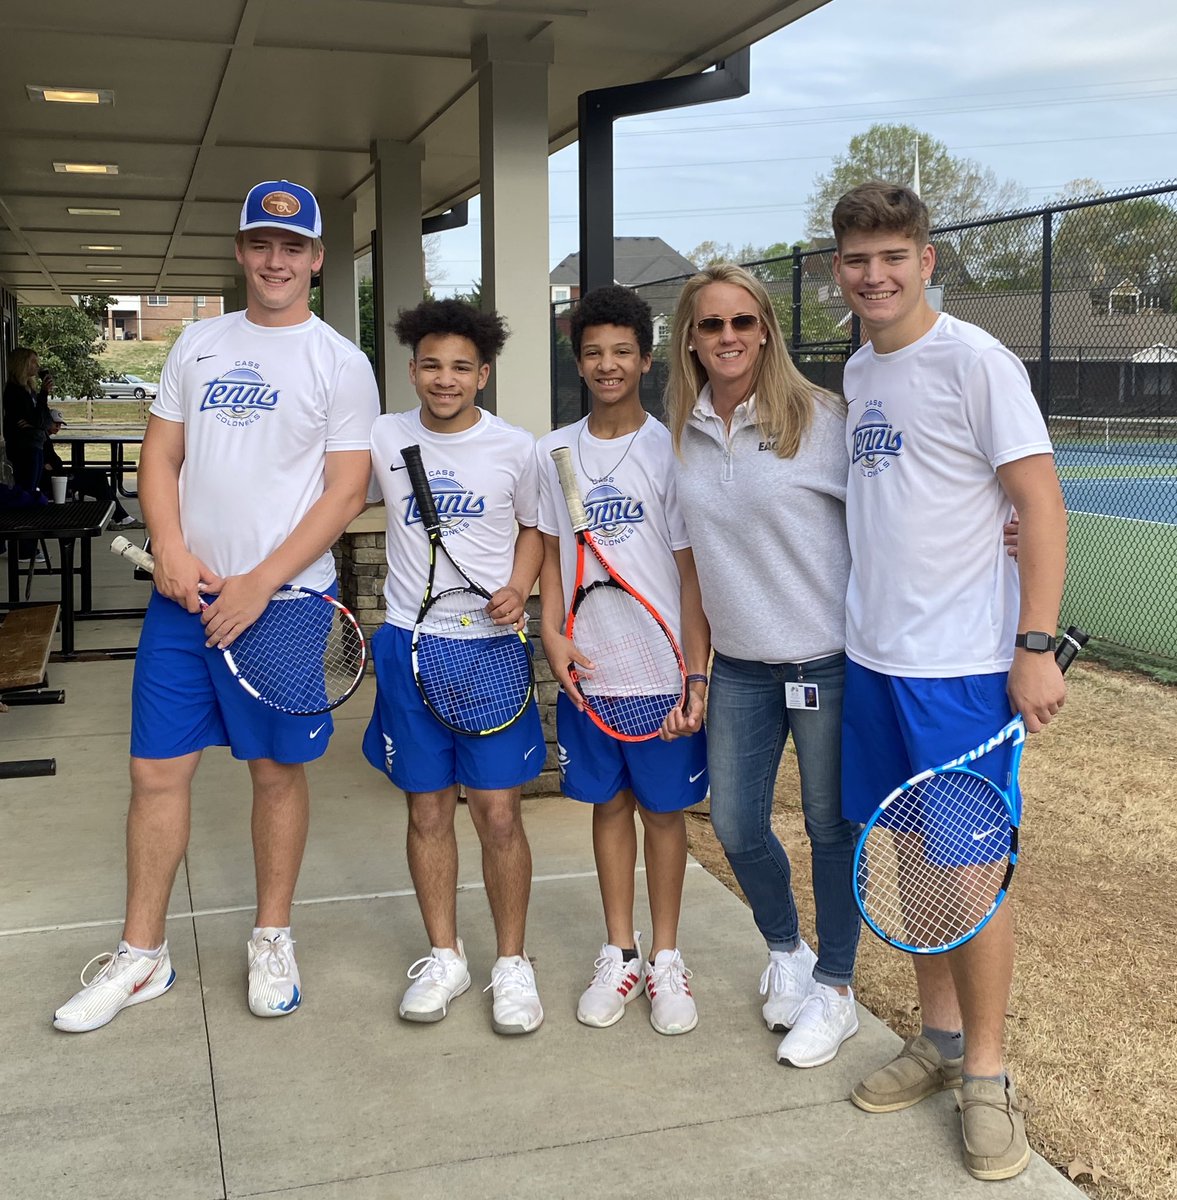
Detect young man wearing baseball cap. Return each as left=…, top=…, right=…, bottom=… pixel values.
left=54, top=180, right=380, bottom=1032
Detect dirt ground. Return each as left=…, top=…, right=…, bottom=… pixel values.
left=685, top=662, right=1176, bottom=1200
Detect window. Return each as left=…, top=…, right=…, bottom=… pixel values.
left=195, top=295, right=206, bottom=307
left=146, top=294, right=169, bottom=306
left=551, top=286, right=571, bottom=303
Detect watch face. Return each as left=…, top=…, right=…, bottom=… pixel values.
left=1023, top=631, right=1052, bottom=652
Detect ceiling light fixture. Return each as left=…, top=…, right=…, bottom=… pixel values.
left=85, top=264, right=122, bottom=270
left=67, top=207, right=120, bottom=217
left=82, top=244, right=122, bottom=251
left=54, top=161, right=119, bottom=175
left=27, top=84, right=114, bottom=105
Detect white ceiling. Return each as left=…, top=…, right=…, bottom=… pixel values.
left=0, top=0, right=828, bottom=305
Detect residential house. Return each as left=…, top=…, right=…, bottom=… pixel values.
left=104, top=294, right=224, bottom=341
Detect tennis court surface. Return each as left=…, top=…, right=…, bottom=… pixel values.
left=1051, top=415, right=1177, bottom=659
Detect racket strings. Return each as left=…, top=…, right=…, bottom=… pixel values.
left=857, top=769, right=1012, bottom=950
left=415, top=589, right=533, bottom=734
left=571, top=584, right=683, bottom=739
left=226, top=591, right=365, bottom=714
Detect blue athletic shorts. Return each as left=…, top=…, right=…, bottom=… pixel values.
left=556, top=691, right=708, bottom=812
left=131, top=590, right=333, bottom=763
left=841, top=661, right=1020, bottom=840
left=361, top=622, right=545, bottom=794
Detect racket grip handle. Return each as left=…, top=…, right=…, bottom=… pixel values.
left=401, top=444, right=440, bottom=531
left=550, top=446, right=589, bottom=532
left=1055, top=626, right=1088, bottom=674
left=110, top=535, right=155, bottom=573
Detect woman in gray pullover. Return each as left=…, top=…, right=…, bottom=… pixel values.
left=665, top=263, right=861, bottom=1070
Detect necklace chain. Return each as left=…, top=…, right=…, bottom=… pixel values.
left=576, top=414, right=646, bottom=485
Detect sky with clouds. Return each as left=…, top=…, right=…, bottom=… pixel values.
left=430, top=0, right=1177, bottom=293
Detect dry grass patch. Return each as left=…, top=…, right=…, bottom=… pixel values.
left=686, top=663, right=1176, bottom=1200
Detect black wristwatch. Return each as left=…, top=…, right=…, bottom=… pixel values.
left=1015, top=631, right=1056, bottom=653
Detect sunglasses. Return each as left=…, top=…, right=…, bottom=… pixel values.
left=694, top=314, right=760, bottom=336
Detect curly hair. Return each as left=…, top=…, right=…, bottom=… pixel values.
left=570, top=286, right=653, bottom=358
left=393, top=299, right=509, bottom=363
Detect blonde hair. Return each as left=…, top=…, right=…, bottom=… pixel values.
left=665, top=263, right=841, bottom=458
left=6, top=346, right=38, bottom=389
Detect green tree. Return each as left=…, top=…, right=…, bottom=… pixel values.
left=805, top=124, right=1026, bottom=239
left=1050, top=181, right=1177, bottom=309
left=18, top=293, right=113, bottom=399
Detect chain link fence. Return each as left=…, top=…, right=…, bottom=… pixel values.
left=550, top=180, right=1177, bottom=664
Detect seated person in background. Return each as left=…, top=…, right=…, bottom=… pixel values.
left=41, top=404, right=138, bottom=527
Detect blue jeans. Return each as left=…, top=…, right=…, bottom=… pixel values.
left=706, top=651, right=861, bottom=987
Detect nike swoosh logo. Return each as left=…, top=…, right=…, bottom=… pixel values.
left=309, top=724, right=326, bottom=738
left=689, top=769, right=705, bottom=783
left=196, top=354, right=216, bottom=362
left=524, top=746, right=538, bottom=760
left=131, top=961, right=159, bottom=993
left=972, top=825, right=1002, bottom=840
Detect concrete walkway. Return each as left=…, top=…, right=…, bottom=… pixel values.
left=0, top=544, right=1084, bottom=1199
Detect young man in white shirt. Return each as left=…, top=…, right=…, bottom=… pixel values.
left=54, top=180, right=379, bottom=1032
left=833, top=182, right=1068, bottom=1181
left=537, top=286, right=710, bottom=1036
left=364, top=299, right=546, bottom=1035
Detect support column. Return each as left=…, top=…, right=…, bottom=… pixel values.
left=226, top=280, right=249, bottom=313
left=371, top=139, right=425, bottom=412
left=473, top=34, right=552, bottom=436
left=320, top=196, right=359, bottom=345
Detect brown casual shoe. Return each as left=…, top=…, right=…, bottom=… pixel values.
left=957, top=1076, right=1032, bottom=1181
left=850, top=1034, right=964, bottom=1113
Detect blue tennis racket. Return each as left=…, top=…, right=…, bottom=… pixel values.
left=111, top=535, right=366, bottom=715
left=854, top=627, right=1087, bottom=954
left=401, top=444, right=534, bottom=736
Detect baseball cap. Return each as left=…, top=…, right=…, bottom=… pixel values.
left=239, top=180, right=321, bottom=239
left=49, top=408, right=67, bottom=426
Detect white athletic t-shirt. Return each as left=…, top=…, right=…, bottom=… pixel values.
left=843, top=313, right=1053, bottom=677
left=152, top=311, right=379, bottom=592
left=536, top=416, right=690, bottom=644
left=369, top=408, right=539, bottom=630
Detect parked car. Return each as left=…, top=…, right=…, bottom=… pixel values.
left=98, top=373, right=159, bottom=400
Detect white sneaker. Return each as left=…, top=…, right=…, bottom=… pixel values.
left=247, top=928, right=301, bottom=1017
left=759, top=941, right=817, bottom=1031
left=485, top=954, right=543, bottom=1035
left=53, top=941, right=175, bottom=1032
left=775, top=983, right=859, bottom=1068
left=645, top=948, right=698, bottom=1036
left=576, top=936, right=645, bottom=1028
left=399, top=940, right=471, bottom=1022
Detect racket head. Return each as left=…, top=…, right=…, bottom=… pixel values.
left=569, top=580, right=685, bottom=742
left=221, top=586, right=367, bottom=715
left=412, top=586, right=534, bottom=735
left=854, top=764, right=1017, bottom=954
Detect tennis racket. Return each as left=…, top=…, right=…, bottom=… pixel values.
left=854, top=626, right=1088, bottom=954
left=110, top=535, right=366, bottom=716
left=400, top=444, right=533, bottom=736
left=549, top=445, right=686, bottom=742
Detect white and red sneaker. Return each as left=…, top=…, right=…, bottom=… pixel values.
left=53, top=941, right=175, bottom=1033
left=645, top=948, right=698, bottom=1036
left=576, top=937, right=645, bottom=1028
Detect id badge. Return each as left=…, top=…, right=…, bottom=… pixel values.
left=785, top=682, right=820, bottom=711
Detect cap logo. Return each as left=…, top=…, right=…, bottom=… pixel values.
left=261, top=191, right=300, bottom=218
